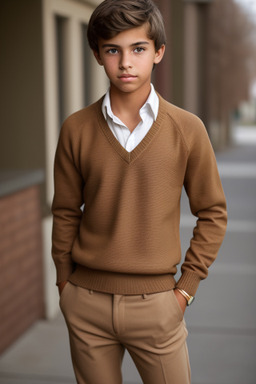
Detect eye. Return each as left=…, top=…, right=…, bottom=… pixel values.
left=107, top=48, right=118, bottom=54
left=134, top=47, right=145, bottom=53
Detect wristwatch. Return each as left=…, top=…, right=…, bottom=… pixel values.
left=176, top=288, right=195, bottom=306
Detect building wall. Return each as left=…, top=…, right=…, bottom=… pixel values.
left=170, top=0, right=185, bottom=108
left=155, top=0, right=210, bottom=122
left=0, top=0, right=45, bottom=181
left=153, top=0, right=184, bottom=107
left=0, top=0, right=46, bottom=354
left=0, top=184, right=44, bottom=354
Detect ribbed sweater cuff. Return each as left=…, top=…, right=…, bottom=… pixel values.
left=175, top=270, right=201, bottom=296
left=56, top=264, right=74, bottom=285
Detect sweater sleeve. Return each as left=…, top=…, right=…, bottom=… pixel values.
left=51, top=119, right=84, bottom=285
left=176, top=116, right=227, bottom=296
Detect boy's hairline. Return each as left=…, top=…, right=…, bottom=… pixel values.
left=93, top=23, right=162, bottom=53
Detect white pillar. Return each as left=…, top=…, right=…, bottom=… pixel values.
left=62, top=17, right=84, bottom=117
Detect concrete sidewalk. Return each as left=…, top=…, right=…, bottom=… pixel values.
left=0, top=127, right=255, bottom=384
left=0, top=314, right=75, bottom=384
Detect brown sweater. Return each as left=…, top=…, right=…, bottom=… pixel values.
left=52, top=94, right=227, bottom=296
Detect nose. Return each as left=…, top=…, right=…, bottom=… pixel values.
left=119, top=51, right=132, bottom=70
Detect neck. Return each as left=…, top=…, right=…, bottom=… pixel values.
left=109, top=83, right=151, bottom=120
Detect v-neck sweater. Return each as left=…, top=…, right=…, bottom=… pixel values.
left=52, top=94, right=227, bottom=296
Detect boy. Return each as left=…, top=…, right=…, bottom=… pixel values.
left=52, top=0, right=227, bottom=383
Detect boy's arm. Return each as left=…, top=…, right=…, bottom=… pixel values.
left=176, top=117, right=227, bottom=297
left=51, top=120, right=84, bottom=286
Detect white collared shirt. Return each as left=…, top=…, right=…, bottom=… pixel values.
left=102, top=84, right=159, bottom=152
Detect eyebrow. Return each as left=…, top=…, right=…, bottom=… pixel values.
left=101, top=41, right=150, bottom=48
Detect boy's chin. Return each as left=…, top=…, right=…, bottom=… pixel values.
left=109, top=81, right=150, bottom=95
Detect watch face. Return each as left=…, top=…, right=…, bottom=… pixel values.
left=187, top=296, right=195, bottom=306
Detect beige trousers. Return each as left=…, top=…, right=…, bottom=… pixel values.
left=60, top=282, right=191, bottom=384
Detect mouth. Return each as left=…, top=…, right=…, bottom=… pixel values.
left=118, top=74, right=137, bottom=80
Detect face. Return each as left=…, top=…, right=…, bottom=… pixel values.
left=94, top=24, right=165, bottom=96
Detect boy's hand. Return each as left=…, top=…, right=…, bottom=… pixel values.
left=58, top=281, right=68, bottom=296
left=174, top=289, right=187, bottom=314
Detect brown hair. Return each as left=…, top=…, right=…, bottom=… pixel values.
left=87, top=0, right=166, bottom=52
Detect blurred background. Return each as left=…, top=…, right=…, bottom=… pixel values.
left=0, top=0, right=255, bottom=383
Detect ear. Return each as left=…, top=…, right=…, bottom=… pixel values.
left=154, top=44, right=165, bottom=65
left=93, top=50, right=103, bottom=66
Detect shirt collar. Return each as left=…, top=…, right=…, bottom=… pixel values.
left=102, top=83, right=159, bottom=122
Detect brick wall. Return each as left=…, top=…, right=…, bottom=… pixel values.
left=0, top=186, right=44, bottom=355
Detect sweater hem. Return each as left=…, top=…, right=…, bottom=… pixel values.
left=68, top=265, right=176, bottom=295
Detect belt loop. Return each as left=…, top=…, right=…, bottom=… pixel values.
left=142, top=294, right=148, bottom=299
left=89, top=290, right=93, bottom=295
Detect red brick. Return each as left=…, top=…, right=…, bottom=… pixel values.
left=0, top=185, right=44, bottom=355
